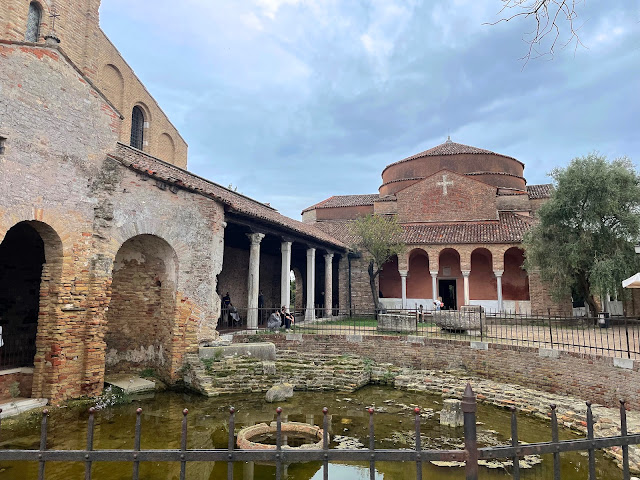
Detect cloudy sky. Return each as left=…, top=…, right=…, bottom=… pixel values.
left=100, top=0, right=639, bottom=219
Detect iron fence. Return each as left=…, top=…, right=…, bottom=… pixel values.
left=0, top=384, right=638, bottom=479
left=236, top=306, right=640, bottom=360
left=0, top=328, right=36, bottom=369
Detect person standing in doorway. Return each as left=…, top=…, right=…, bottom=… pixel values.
left=222, top=292, right=231, bottom=327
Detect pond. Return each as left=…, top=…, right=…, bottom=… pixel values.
left=0, top=385, right=620, bottom=479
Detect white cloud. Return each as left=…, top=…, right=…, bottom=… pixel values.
left=256, top=0, right=304, bottom=19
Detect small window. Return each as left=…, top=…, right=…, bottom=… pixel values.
left=25, top=2, right=42, bottom=43
left=130, top=106, right=145, bottom=150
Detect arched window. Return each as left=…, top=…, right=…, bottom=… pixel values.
left=25, top=2, right=42, bottom=43
left=130, top=106, right=145, bottom=150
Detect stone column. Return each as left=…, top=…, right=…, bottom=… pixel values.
left=430, top=271, right=438, bottom=306
left=399, top=269, right=408, bottom=309
left=280, top=241, right=292, bottom=312
left=324, top=253, right=333, bottom=317
left=462, top=270, right=470, bottom=306
left=305, top=248, right=316, bottom=321
left=246, top=233, right=265, bottom=331
left=494, top=270, right=504, bottom=312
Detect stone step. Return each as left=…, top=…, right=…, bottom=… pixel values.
left=0, top=398, right=48, bottom=419
left=105, top=375, right=156, bottom=394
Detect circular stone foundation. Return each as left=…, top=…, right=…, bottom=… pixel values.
left=237, top=422, right=325, bottom=450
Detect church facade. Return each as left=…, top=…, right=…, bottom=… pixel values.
left=302, top=139, right=571, bottom=316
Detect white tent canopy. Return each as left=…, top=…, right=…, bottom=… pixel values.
left=622, top=272, right=640, bottom=289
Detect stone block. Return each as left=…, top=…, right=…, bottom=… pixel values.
left=104, top=375, right=155, bottom=394
left=346, top=335, right=363, bottom=343
left=406, top=335, right=425, bottom=345
left=614, top=358, right=634, bottom=370
left=434, top=310, right=482, bottom=331
left=265, top=383, right=294, bottom=403
left=199, top=343, right=276, bottom=361
left=539, top=348, right=560, bottom=359
left=286, top=333, right=303, bottom=342
left=440, top=399, right=463, bottom=427
left=470, top=341, right=488, bottom=350
left=377, top=314, right=417, bottom=333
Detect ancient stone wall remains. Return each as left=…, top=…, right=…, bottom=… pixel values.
left=237, top=334, right=640, bottom=411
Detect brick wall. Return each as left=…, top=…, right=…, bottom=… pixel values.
left=529, top=272, right=572, bottom=316
left=0, top=369, right=33, bottom=400
left=0, top=43, right=225, bottom=402
left=243, top=335, right=640, bottom=411
left=0, top=0, right=188, bottom=167
left=396, top=173, right=498, bottom=223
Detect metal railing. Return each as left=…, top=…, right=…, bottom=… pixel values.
left=0, top=328, right=37, bottom=370
left=250, top=306, right=640, bottom=360
left=0, top=384, right=638, bottom=480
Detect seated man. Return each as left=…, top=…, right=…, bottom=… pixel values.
left=267, top=311, right=282, bottom=331
left=229, top=304, right=240, bottom=324
left=281, top=306, right=295, bottom=330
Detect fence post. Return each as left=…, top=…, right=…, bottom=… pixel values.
left=625, top=317, right=631, bottom=360
left=462, top=383, right=478, bottom=480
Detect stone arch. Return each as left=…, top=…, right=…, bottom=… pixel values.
left=407, top=249, right=430, bottom=300
left=470, top=247, right=496, bottom=301
left=105, top=234, right=179, bottom=380
left=158, top=133, right=176, bottom=164
left=100, top=64, right=124, bottom=112
left=379, top=254, right=400, bottom=299
left=503, top=247, right=530, bottom=301
left=0, top=220, right=63, bottom=398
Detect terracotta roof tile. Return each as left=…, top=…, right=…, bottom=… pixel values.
left=302, top=194, right=380, bottom=213
left=314, top=212, right=533, bottom=246
left=527, top=184, right=553, bottom=199
left=112, top=143, right=346, bottom=248
left=383, top=140, right=522, bottom=172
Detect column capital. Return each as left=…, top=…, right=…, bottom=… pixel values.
left=221, top=221, right=228, bottom=229
left=398, top=269, right=408, bottom=277
left=247, top=232, right=265, bottom=245
left=324, top=253, right=334, bottom=261
left=306, top=247, right=316, bottom=257
left=281, top=240, right=292, bottom=251
left=493, top=269, right=504, bottom=277
left=430, top=271, right=438, bottom=277
left=461, top=270, right=471, bottom=277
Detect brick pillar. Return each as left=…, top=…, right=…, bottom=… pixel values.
left=305, top=248, right=316, bottom=321
left=324, top=253, right=333, bottom=317
left=246, top=233, right=265, bottom=331
left=280, top=241, right=292, bottom=312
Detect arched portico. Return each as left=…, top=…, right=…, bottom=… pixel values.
left=438, top=248, right=462, bottom=310
left=503, top=247, right=530, bottom=313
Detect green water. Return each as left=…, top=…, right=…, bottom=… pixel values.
left=0, top=386, right=619, bottom=479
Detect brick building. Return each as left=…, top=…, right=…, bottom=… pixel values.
left=302, top=138, right=572, bottom=316
left=0, top=0, right=346, bottom=403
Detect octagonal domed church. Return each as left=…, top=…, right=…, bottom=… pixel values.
left=302, top=137, right=566, bottom=316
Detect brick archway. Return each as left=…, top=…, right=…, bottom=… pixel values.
left=0, top=220, right=64, bottom=399
left=104, top=234, right=180, bottom=381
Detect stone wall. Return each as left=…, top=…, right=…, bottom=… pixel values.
left=235, top=334, right=640, bottom=411
left=0, top=43, right=225, bottom=402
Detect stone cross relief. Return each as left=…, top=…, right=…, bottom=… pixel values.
left=437, top=174, right=454, bottom=195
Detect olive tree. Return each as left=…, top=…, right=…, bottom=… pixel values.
left=523, top=153, right=640, bottom=315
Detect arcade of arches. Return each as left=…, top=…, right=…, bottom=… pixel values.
left=379, top=245, right=530, bottom=312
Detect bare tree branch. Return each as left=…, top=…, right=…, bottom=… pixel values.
left=486, top=0, right=586, bottom=64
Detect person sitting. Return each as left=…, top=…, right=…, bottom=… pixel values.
left=267, top=311, right=282, bottom=331
left=229, top=304, right=240, bottom=324
left=280, top=306, right=294, bottom=331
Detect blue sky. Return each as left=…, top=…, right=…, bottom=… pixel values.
left=100, top=0, right=640, bottom=219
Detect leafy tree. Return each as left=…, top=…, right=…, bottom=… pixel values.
left=523, top=153, right=640, bottom=315
left=350, top=214, right=405, bottom=313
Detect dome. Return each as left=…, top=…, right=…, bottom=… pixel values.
left=380, top=138, right=526, bottom=196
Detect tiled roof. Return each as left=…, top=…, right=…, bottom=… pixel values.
left=112, top=143, right=346, bottom=249
left=383, top=139, right=522, bottom=172
left=314, top=212, right=533, bottom=246
left=302, top=194, right=379, bottom=213
left=527, top=184, right=553, bottom=199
